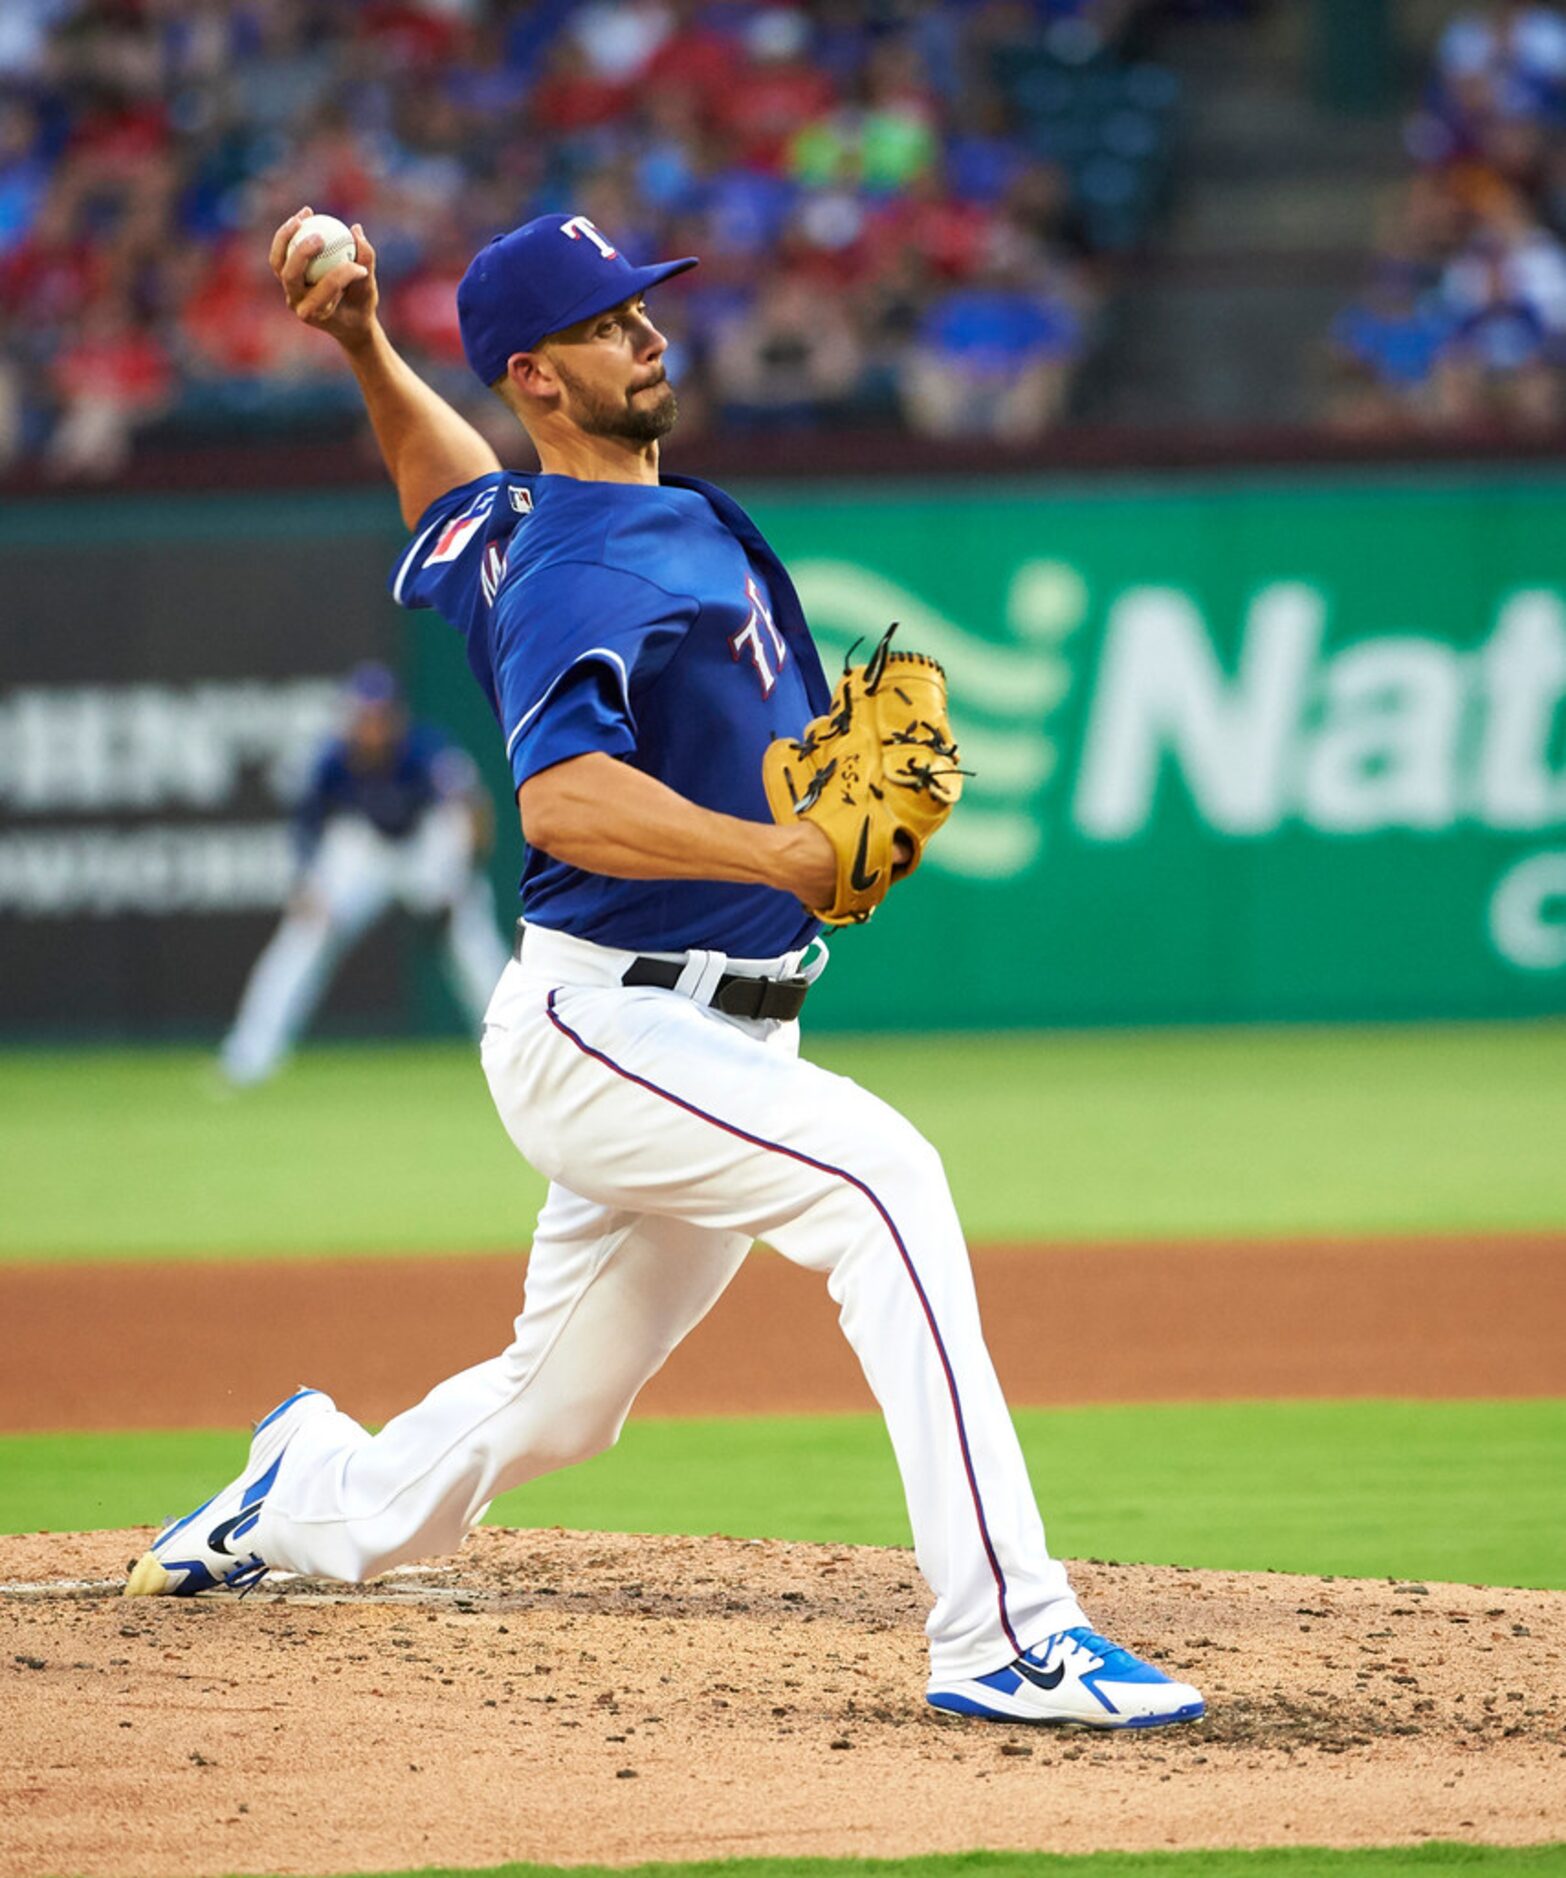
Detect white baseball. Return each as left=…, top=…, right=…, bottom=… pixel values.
left=287, top=213, right=357, bottom=286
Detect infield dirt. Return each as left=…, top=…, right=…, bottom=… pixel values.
left=2, top=1528, right=1564, bottom=1876
left=2, top=1233, right=1563, bottom=1430
left=3, top=1234, right=1562, bottom=1875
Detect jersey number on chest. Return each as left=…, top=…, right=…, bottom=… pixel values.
left=728, top=574, right=789, bottom=697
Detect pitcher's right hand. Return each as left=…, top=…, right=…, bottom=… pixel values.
left=271, top=205, right=377, bottom=345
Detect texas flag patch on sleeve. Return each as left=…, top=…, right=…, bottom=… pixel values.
left=424, top=503, right=490, bottom=566
left=390, top=474, right=533, bottom=618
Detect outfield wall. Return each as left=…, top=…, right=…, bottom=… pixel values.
left=3, top=472, right=1564, bottom=1036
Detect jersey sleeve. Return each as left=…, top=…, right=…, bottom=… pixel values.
left=292, top=744, right=341, bottom=862
left=388, top=474, right=510, bottom=625
left=492, top=561, right=696, bottom=791
left=429, top=742, right=481, bottom=800
left=403, top=722, right=483, bottom=803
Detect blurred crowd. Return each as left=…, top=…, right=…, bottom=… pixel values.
left=0, top=0, right=1228, bottom=479
left=1328, top=1, right=1566, bottom=434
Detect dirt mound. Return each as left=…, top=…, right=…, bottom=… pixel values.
left=2, top=1529, right=1563, bottom=1876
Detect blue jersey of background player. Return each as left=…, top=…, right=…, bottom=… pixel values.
left=389, top=463, right=832, bottom=956
left=295, top=661, right=481, bottom=861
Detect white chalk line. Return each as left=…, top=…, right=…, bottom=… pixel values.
left=0, top=1564, right=480, bottom=1604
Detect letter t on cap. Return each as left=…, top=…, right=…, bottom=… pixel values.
left=559, top=217, right=618, bottom=259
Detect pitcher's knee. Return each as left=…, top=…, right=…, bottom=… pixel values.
left=904, top=1129, right=948, bottom=1192
left=849, top=1117, right=948, bottom=1203
left=817, top=1124, right=968, bottom=1279
left=521, top=1405, right=624, bottom=1475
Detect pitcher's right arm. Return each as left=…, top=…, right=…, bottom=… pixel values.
left=270, top=207, right=501, bottom=528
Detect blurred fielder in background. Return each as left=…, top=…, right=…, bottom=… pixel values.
left=219, top=660, right=508, bottom=1087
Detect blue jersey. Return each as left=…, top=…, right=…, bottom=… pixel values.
left=389, top=470, right=831, bottom=957
left=296, top=723, right=476, bottom=860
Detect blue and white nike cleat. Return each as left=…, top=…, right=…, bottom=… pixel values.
left=927, top=1626, right=1205, bottom=1729
left=123, top=1388, right=332, bottom=1598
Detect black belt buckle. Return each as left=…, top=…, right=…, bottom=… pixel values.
left=714, top=973, right=808, bottom=1022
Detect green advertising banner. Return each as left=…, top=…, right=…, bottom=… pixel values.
left=735, top=476, right=1566, bottom=1031
left=6, top=474, right=1564, bottom=1037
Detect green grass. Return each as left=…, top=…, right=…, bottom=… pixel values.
left=244, top=1848, right=1566, bottom=1878
left=7, top=1400, right=1563, bottom=1591
left=3, top=1024, right=1565, bottom=1263
left=0, top=1043, right=536, bottom=1264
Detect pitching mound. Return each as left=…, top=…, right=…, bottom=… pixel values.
left=3, top=1529, right=1563, bottom=1877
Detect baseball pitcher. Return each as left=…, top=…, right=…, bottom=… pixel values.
left=127, top=207, right=1203, bottom=1732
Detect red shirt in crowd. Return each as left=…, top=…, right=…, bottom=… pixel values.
left=52, top=321, right=172, bottom=411
left=714, top=62, right=838, bottom=171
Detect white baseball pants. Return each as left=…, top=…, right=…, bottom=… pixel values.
left=256, top=924, right=1086, bottom=1680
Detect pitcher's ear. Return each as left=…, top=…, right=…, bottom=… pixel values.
left=506, top=350, right=559, bottom=398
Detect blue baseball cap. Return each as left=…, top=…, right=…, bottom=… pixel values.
left=345, top=660, right=399, bottom=706
left=457, top=213, right=699, bottom=386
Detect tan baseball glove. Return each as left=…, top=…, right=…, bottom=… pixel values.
left=762, top=625, right=965, bottom=926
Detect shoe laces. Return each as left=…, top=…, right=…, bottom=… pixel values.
left=225, top=1559, right=271, bottom=1596
left=1060, top=1626, right=1142, bottom=1674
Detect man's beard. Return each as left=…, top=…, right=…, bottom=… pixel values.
left=557, top=361, right=679, bottom=444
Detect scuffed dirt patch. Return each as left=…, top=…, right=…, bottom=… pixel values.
left=2, top=1530, right=1563, bottom=1877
